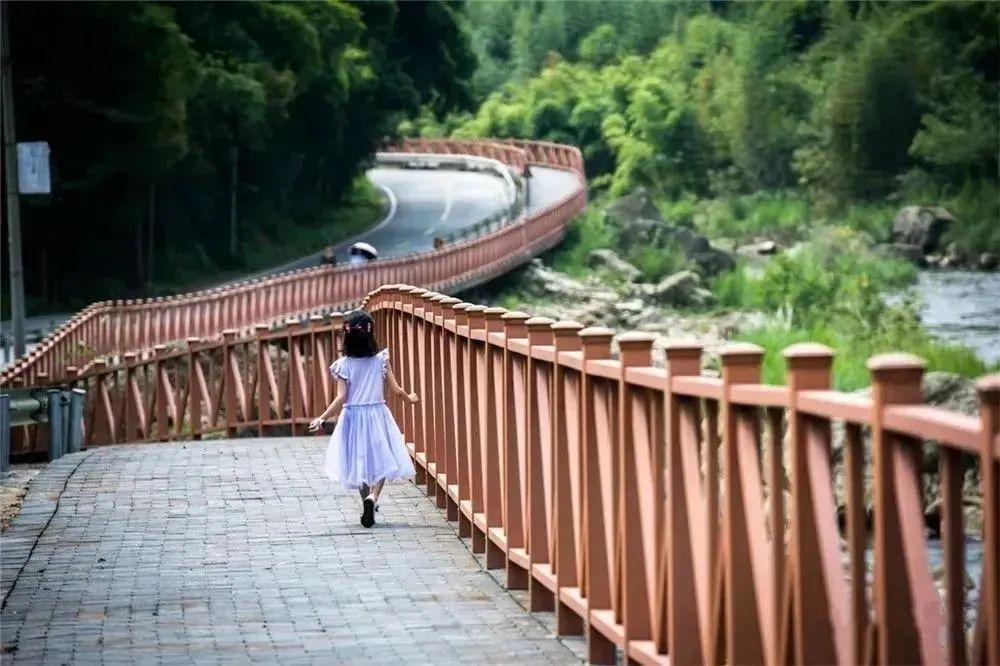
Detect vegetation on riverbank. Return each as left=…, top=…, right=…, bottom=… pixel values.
left=432, top=0, right=998, bottom=387
left=487, top=199, right=995, bottom=390
left=411, top=1, right=998, bottom=257
left=711, top=228, right=993, bottom=389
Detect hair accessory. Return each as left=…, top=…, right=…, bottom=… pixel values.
left=344, top=322, right=373, bottom=333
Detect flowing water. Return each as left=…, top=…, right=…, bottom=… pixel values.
left=912, top=271, right=995, bottom=629
left=914, top=270, right=1000, bottom=364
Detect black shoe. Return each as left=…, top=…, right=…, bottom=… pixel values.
left=361, top=495, right=375, bottom=528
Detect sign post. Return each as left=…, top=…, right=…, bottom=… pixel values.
left=1, top=3, right=29, bottom=358
left=0, top=5, right=46, bottom=359
left=17, top=142, right=51, bottom=194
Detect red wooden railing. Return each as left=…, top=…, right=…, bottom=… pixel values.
left=0, top=139, right=584, bottom=390
left=365, top=286, right=998, bottom=666
left=6, top=135, right=998, bottom=664
left=29, top=282, right=998, bottom=665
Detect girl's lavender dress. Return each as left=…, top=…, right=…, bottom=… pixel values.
left=324, top=349, right=415, bottom=492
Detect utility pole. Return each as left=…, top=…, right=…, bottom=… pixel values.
left=1, top=2, right=27, bottom=357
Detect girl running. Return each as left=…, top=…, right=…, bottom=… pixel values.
left=309, top=310, right=418, bottom=527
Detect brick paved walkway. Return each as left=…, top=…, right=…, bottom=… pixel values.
left=0, top=439, right=582, bottom=664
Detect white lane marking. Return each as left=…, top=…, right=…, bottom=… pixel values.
left=372, top=181, right=398, bottom=231
left=438, top=177, right=456, bottom=223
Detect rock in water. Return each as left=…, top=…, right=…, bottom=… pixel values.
left=945, top=241, right=965, bottom=267
left=587, top=249, right=642, bottom=282
left=891, top=206, right=955, bottom=254
left=876, top=242, right=925, bottom=266
left=979, top=252, right=999, bottom=271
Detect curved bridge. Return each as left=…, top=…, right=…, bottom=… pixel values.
left=1, top=139, right=585, bottom=390
left=1, top=139, right=998, bottom=665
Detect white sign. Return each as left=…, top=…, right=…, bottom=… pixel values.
left=17, top=142, right=51, bottom=194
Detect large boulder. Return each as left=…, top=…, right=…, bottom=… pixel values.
left=922, top=371, right=977, bottom=416
left=650, top=270, right=715, bottom=307
left=605, top=189, right=735, bottom=277
left=891, top=206, right=955, bottom=254
left=521, top=259, right=590, bottom=299
left=604, top=187, right=664, bottom=228
left=979, top=252, right=999, bottom=271
left=588, top=249, right=642, bottom=282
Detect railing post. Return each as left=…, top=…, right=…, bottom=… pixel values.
left=525, top=316, right=556, bottom=612
left=255, top=324, right=272, bottom=437
left=718, top=342, right=766, bottom=666
left=501, top=310, right=530, bottom=589
left=867, top=353, right=938, bottom=665
left=464, top=304, right=488, bottom=552
left=87, top=360, right=114, bottom=446
left=187, top=339, right=203, bottom=440
left=663, top=341, right=706, bottom=662
left=439, top=296, right=462, bottom=521
left=482, top=305, right=508, bottom=569
left=122, top=353, right=141, bottom=443
left=578, top=326, right=615, bottom=665
left=783, top=343, right=848, bottom=665
left=617, top=332, right=656, bottom=650
left=975, top=374, right=1000, bottom=665
left=451, top=301, right=473, bottom=537
left=308, top=314, right=328, bottom=420
left=222, top=330, right=239, bottom=437
left=151, top=345, right=169, bottom=442
left=550, top=320, right=584, bottom=635
left=427, top=294, right=449, bottom=507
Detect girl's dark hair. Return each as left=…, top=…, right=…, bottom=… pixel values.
left=341, top=310, right=379, bottom=358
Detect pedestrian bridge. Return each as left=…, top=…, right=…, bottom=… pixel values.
left=1, top=139, right=997, bottom=664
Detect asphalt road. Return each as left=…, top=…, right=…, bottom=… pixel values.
left=1, top=165, right=580, bottom=366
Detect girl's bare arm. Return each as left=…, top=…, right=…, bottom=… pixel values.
left=309, top=378, right=347, bottom=431
left=386, top=367, right=419, bottom=403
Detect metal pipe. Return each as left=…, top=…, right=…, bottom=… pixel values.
left=0, top=393, right=9, bottom=474
left=65, top=389, right=85, bottom=454
left=7, top=392, right=46, bottom=427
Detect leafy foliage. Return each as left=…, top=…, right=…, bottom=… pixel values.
left=10, top=0, right=474, bottom=308
left=444, top=0, right=997, bottom=253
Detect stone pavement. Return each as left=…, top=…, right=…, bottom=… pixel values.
left=0, top=439, right=583, bottom=664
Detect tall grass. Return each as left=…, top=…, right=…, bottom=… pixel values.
left=549, top=208, right=614, bottom=277
left=714, top=225, right=991, bottom=389
left=739, top=321, right=992, bottom=391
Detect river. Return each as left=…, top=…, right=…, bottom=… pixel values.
left=913, top=270, right=995, bottom=628
left=914, top=270, right=1000, bottom=364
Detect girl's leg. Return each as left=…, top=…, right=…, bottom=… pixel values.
left=370, top=478, right=386, bottom=501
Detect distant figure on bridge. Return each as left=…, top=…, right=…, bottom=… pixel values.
left=348, top=241, right=378, bottom=266
left=433, top=236, right=445, bottom=251
left=320, top=246, right=336, bottom=266
left=309, top=310, right=418, bottom=528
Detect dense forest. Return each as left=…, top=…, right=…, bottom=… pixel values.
left=4, top=0, right=997, bottom=319
left=413, top=0, right=996, bottom=388
left=3, top=1, right=474, bottom=311
left=408, top=0, right=998, bottom=255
